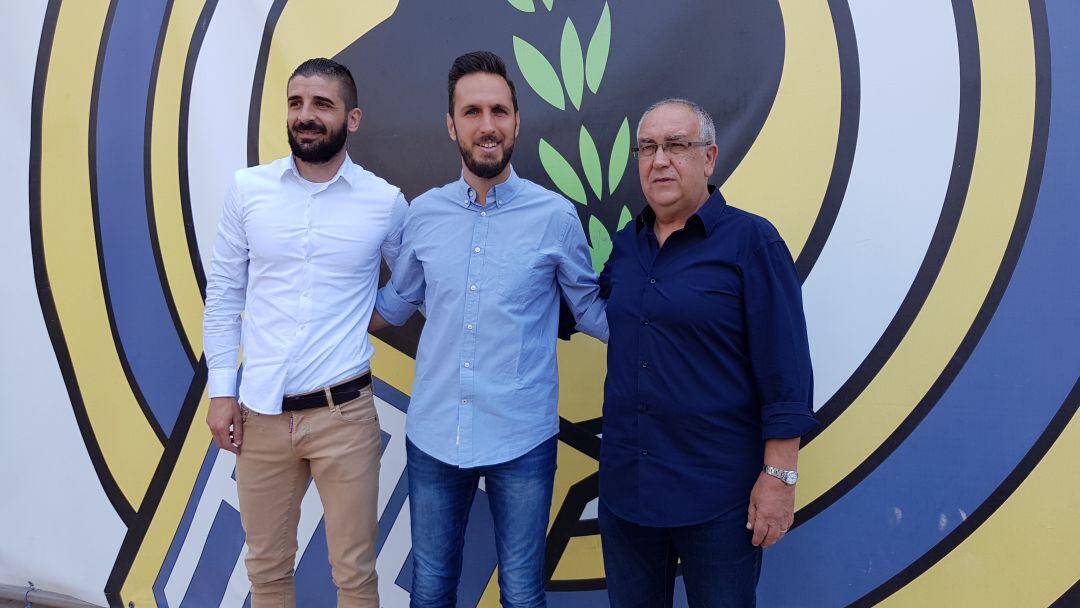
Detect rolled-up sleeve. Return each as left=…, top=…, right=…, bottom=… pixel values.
left=743, top=240, right=818, bottom=439
left=375, top=205, right=425, bottom=326
left=379, top=192, right=408, bottom=269
left=555, top=210, right=608, bottom=342
left=203, top=179, right=248, bottom=398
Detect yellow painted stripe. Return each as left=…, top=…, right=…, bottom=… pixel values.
left=722, top=0, right=841, bottom=256
left=880, top=408, right=1080, bottom=607
left=150, top=0, right=207, bottom=354
left=797, top=0, right=1036, bottom=510
left=121, top=388, right=211, bottom=608
left=41, top=0, right=162, bottom=510
left=256, top=0, right=400, bottom=163
left=371, top=336, right=414, bottom=395
left=557, top=334, right=606, bottom=423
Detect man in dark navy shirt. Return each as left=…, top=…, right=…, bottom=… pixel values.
left=597, top=99, right=818, bottom=607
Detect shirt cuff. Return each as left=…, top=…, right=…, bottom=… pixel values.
left=375, top=284, right=419, bottom=326
left=207, top=368, right=239, bottom=398
left=761, top=401, right=819, bottom=440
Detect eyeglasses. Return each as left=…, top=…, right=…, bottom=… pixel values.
left=632, top=141, right=712, bottom=159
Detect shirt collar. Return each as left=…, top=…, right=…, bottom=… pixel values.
left=636, top=185, right=727, bottom=235
left=454, top=166, right=523, bottom=209
left=281, top=153, right=356, bottom=188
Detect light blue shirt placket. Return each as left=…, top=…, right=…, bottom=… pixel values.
left=457, top=187, right=495, bottom=465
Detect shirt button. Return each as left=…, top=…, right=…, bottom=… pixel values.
left=480, top=211, right=487, bottom=217
left=474, top=247, right=481, bottom=253
left=469, top=284, right=477, bottom=291
left=466, top=324, right=474, bottom=330
left=643, top=319, right=650, bottom=326
left=641, top=362, right=648, bottom=368
left=461, top=399, right=468, bottom=405
left=649, top=278, right=657, bottom=284
left=463, top=362, right=471, bottom=368
left=641, top=449, right=649, bottom=456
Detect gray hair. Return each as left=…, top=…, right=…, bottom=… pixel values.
left=636, top=98, right=716, bottom=144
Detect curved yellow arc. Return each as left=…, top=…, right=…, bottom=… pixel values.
left=40, top=0, right=162, bottom=511
left=721, top=0, right=841, bottom=257
left=150, top=0, right=208, bottom=355
left=256, top=0, right=401, bottom=164
left=796, top=0, right=1036, bottom=510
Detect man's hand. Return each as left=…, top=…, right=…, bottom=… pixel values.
left=747, top=472, right=795, bottom=548
left=207, top=396, right=243, bottom=454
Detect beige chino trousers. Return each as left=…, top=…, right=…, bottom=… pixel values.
left=236, top=386, right=381, bottom=608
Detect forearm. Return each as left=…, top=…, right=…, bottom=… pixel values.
left=369, top=309, right=391, bottom=332
left=763, top=437, right=800, bottom=470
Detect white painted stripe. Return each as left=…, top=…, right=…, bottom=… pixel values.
left=0, top=3, right=126, bottom=606
left=802, top=0, right=961, bottom=409
left=187, top=0, right=277, bottom=276
left=164, top=450, right=237, bottom=607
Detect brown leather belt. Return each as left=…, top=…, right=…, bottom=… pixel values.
left=281, top=373, right=372, bottom=412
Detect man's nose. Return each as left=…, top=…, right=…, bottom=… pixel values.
left=298, top=102, right=317, bottom=123
left=478, top=111, right=496, bottom=133
left=651, top=146, right=672, bottom=168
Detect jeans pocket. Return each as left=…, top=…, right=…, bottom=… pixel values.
left=331, top=388, right=378, bottom=424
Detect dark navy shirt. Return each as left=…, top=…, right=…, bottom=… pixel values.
left=598, top=188, right=818, bottom=527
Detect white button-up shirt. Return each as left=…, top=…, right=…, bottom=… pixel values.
left=203, top=155, right=406, bottom=414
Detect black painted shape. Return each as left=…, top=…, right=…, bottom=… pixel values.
left=336, top=0, right=784, bottom=357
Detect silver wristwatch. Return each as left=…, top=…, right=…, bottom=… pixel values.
left=763, top=464, right=798, bottom=486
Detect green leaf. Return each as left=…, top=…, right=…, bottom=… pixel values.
left=608, top=117, right=630, bottom=195
left=560, top=19, right=584, bottom=110
left=539, top=138, right=587, bottom=205
left=513, top=36, right=564, bottom=110
left=579, top=126, right=602, bottom=198
left=618, top=205, right=633, bottom=230
left=588, top=215, right=613, bottom=273
left=541, top=0, right=554, bottom=10
left=585, top=3, right=611, bottom=94
left=507, top=0, right=535, bottom=12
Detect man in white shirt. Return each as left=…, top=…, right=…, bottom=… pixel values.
left=203, top=58, right=405, bottom=608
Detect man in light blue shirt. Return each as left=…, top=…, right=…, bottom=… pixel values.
left=371, top=51, right=606, bottom=607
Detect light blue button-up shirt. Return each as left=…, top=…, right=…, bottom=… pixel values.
left=376, top=168, right=607, bottom=467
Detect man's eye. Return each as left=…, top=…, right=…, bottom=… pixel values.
left=668, top=142, right=689, bottom=153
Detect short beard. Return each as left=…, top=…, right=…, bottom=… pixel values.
left=458, top=138, right=514, bottom=180
left=287, top=119, right=348, bottom=164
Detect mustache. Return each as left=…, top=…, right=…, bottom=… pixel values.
left=292, top=121, right=326, bottom=134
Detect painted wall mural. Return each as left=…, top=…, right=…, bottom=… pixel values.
left=2, top=0, right=1079, bottom=606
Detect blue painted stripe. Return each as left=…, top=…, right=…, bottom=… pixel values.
left=376, top=470, right=410, bottom=555
left=760, top=2, right=1080, bottom=603
left=153, top=442, right=219, bottom=607
left=179, top=502, right=246, bottom=608
left=95, top=0, right=192, bottom=436
left=295, top=518, right=338, bottom=606
left=374, top=377, right=410, bottom=414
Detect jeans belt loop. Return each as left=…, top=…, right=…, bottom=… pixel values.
left=324, top=386, right=336, bottom=411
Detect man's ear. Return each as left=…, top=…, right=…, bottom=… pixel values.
left=703, top=143, right=718, bottom=179
left=446, top=113, right=457, bottom=141
left=347, top=107, right=362, bottom=133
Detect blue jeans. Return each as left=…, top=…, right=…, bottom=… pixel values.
left=598, top=501, right=761, bottom=608
left=406, top=436, right=557, bottom=608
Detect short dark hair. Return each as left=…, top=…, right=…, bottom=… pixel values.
left=289, top=58, right=358, bottom=110
left=447, top=51, right=518, bottom=115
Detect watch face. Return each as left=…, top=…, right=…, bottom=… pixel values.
left=784, top=471, right=798, bottom=484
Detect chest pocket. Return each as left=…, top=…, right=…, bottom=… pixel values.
left=496, top=246, right=550, bottom=305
